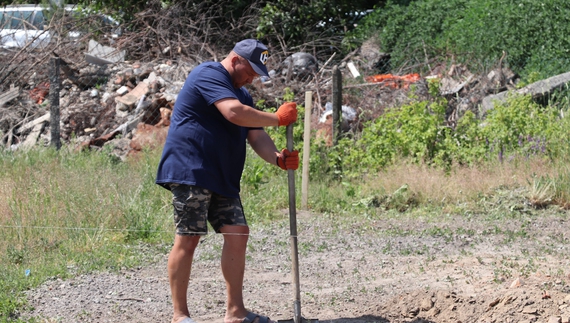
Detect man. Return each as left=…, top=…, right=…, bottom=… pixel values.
left=156, top=39, right=299, bottom=323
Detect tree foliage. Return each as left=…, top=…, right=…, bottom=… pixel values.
left=350, top=0, right=570, bottom=79
left=256, top=0, right=380, bottom=56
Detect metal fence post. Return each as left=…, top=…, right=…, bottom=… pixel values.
left=49, top=57, right=61, bottom=150
left=332, top=65, right=342, bottom=146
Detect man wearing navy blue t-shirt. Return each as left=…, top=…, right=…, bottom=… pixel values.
left=156, top=39, right=299, bottom=323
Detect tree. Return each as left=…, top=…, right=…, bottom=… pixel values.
left=256, top=0, right=382, bottom=56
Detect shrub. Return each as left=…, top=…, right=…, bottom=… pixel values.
left=349, top=0, right=570, bottom=79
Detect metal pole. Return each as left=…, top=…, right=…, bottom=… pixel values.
left=49, top=57, right=61, bottom=150
left=286, top=124, right=302, bottom=323
left=332, top=65, right=342, bottom=146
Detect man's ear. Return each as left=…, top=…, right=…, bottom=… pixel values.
left=231, top=55, right=240, bottom=65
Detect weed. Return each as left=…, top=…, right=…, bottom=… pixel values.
left=527, top=175, right=555, bottom=208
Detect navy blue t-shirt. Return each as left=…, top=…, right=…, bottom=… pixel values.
left=155, top=61, right=255, bottom=198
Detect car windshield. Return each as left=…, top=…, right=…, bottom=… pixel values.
left=0, top=7, right=46, bottom=30
left=31, top=10, right=44, bottom=29
left=1, top=5, right=120, bottom=49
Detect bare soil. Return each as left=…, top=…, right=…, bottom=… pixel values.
left=23, top=209, right=570, bottom=323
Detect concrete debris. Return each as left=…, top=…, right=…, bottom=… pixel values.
left=20, top=122, right=45, bottom=150
left=1, top=59, right=187, bottom=159
left=481, top=70, right=570, bottom=115
left=346, top=61, right=360, bottom=78
left=17, top=112, right=51, bottom=134
left=115, top=82, right=149, bottom=112
left=85, top=39, right=126, bottom=65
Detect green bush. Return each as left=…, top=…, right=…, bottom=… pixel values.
left=444, top=0, right=570, bottom=77
left=350, top=0, right=570, bottom=79
left=321, top=92, right=570, bottom=177
left=339, top=97, right=448, bottom=175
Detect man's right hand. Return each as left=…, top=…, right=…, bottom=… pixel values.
left=276, top=102, right=298, bottom=126
left=277, top=149, right=299, bottom=170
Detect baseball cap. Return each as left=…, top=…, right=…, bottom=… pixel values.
left=232, top=39, right=270, bottom=77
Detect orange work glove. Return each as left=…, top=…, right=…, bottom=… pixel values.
left=276, top=149, right=299, bottom=170
left=275, top=102, right=298, bottom=126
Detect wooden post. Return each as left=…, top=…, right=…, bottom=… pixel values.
left=301, top=91, right=312, bottom=209
left=49, top=57, right=61, bottom=150
left=332, top=65, right=342, bottom=146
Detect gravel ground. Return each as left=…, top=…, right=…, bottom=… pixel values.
left=22, top=209, right=570, bottom=323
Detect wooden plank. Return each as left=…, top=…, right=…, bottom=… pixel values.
left=20, top=123, right=44, bottom=149
left=301, top=91, right=312, bottom=210
left=0, top=85, right=20, bottom=107
left=17, top=112, right=50, bottom=134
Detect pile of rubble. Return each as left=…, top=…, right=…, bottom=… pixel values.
left=2, top=39, right=568, bottom=160
left=0, top=49, right=328, bottom=159
left=2, top=59, right=186, bottom=158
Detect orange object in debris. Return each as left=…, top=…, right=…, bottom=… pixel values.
left=365, top=73, right=396, bottom=82
left=29, top=82, right=50, bottom=104
left=365, top=73, right=421, bottom=89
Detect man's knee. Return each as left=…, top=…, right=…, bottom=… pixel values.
left=174, top=234, right=201, bottom=250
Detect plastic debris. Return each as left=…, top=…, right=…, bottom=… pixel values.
left=365, top=73, right=421, bottom=89
left=319, top=102, right=357, bottom=123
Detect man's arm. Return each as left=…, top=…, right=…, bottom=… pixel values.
left=215, top=99, right=297, bottom=128
left=247, top=128, right=280, bottom=165
left=215, top=98, right=279, bottom=128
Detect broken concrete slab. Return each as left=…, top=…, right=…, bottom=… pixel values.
left=440, top=75, right=474, bottom=96
left=85, top=39, right=126, bottom=65
left=347, top=62, right=361, bottom=78
left=115, top=82, right=149, bottom=109
left=481, top=71, right=570, bottom=115
left=113, top=113, right=144, bottom=137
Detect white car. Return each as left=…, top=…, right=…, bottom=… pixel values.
left=0, top=4, right=119, bottom=49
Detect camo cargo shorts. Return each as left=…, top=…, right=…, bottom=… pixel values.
left=169, top=183, right=247, bottom=236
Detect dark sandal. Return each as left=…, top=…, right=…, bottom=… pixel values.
left=242, top=312, right=270, bottom=323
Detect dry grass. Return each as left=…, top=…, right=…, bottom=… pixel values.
left=368, top=157, right=561, bottom=205
left=0, top=178, right=14, bottom=224
left=0, top=179, right=14, bottom=256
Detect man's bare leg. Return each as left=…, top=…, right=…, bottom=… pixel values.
left=169, top=234, right=201, bottom=323
left=220, top=225, right=251, bottom=323
left=220, top=225, right=275, bottom=323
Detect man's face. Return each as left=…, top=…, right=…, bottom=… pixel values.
left=232, top=56, right=260, bottom=88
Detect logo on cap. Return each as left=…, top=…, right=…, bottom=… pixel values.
left=259, top=51, right=269, bottom=65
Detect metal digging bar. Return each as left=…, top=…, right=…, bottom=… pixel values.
left=278, top=124, right=318, bottom=323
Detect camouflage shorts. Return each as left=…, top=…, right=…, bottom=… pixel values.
left=169, top=184, right=247, bottom=236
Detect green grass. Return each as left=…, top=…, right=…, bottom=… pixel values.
left=0, top=146, right=172, bottom=322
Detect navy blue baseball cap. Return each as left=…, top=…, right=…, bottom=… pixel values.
left=233, top=39, right=270, bottom=77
